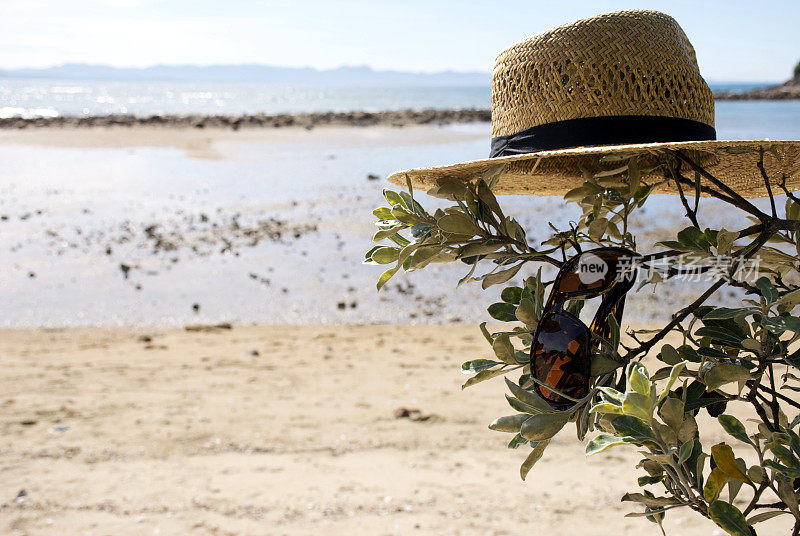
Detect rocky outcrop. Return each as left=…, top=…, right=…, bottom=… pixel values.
left=715, top=62, right=800, bottom=100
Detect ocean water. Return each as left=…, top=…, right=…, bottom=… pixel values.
left=0, top=78, right=780, bottom=119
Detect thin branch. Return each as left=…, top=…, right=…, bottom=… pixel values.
left=669, top=162, right=701, bottom=228
left=668, top=150, right=770, bottom=222
left=778, top=174, right=800, bottom=205
left=757, top=148, right=778, bottom=218
left=624, top=229, right=771, bottom=361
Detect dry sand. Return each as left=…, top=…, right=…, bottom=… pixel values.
left=2, top=323, right=790, bottom=536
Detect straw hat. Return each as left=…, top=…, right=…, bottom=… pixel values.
left=387, top=10, right=800, bottom=197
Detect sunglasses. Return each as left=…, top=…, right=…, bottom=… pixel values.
left=529, top=247, right=639, bottom=410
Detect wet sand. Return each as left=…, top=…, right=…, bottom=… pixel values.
left=0, top=123, right=762, bottom=328
left=4, top=323, right=791, bottom=536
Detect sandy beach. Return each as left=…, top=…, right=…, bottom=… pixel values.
left=5, top=322, right=789, bottom=536
left=0, top=123, right=794, bottom=536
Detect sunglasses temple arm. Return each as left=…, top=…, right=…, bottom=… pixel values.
left=589, top=279, right=633, bottom=340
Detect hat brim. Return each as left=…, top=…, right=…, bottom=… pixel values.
left=387, top=140, right=800, bottom=197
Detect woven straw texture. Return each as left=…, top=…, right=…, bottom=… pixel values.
left=491, top=10, right=714, bottom=137
left=386, top=10, right=800, bottom=197
left=388, top=141, right=800, bottom=196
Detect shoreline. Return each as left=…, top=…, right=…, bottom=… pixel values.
left=4, top=92, right=800, bottom=131
left=0, top=108, right=491, bottom=130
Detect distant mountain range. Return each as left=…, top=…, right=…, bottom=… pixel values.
left=0, top=63, right=489, bottom=86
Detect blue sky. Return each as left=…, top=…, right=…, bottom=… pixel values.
left=2, top=0, right=799, bottom=82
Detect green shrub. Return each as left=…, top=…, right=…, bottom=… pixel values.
left=367, top=146, right=800, bottom=535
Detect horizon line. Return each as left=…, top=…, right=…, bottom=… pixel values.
left=0, top=62, right=784, bottom=84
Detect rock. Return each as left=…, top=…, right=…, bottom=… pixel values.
left=138, top=335, right=152, bottom=343
left=367, top=173, right=380, bottom=181
left=184, top=323, right=232, bottom=332
left=337, top=302, right=346, bottom=310
left=393, top=407, right=438, bottom=422
left=192, top=303, right=200, bottom=313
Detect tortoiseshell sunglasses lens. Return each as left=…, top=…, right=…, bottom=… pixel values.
left=531, top=311, right=591, bottom=410
left=556, top=248, right=636, bottom=296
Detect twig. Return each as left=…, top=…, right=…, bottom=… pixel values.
left=669, top=163, right=701, bottom=228
left=668, top=149, right=770, bottom=222
left=757, top=148, right=778, bottom=218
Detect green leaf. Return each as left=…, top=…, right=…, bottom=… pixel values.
left=478, top=322, right=493, bottom=343
left=756, top=277, right=778, bottom=304
left=675, top=226, right=713, bottom=253
left=460, top=359, right=503, bottom=374
left=598, top=386, right=624, bottom=405
left=500, top=286, right=522, bottom=304
left=585, top=433, right=635, bottom=455
left=703, top=307, right=754, bottom=321
left=695, top=326, right=745, bottom=346
left=611, top=415, right=657, bottom=443
left=372, top=206, right=395, bottom=220
left=481, top=263, right=522, bottom=290
left=711, top=443, right=751, bottom=483
left=588, top=217, right=608, bottom=241
left=704, top=468, right=728, bottom=502
left=591, top=354, right=623, bottom=376
left=376, top=266, right=399, bottom=291
left=489, top=414, right=530, bottom=433
left=747, top=510, right=789, bottom=524
left=520, top=412, right=569, bottom=442
left=505, top=378, right=554, bottom=413
left=659, top=397, right=685, bottom=431
left=778, top=289, right=800, bottom=314
left=589, top=402, right=624, bottom=416
left=369, top=246, right=399, bottom=264
left=702, top=362, right=754, bottom=390
left=506, top=394, right=543, bottom=414
left=716, top=228, right=739, bottom=255
left=622, top=392, right=654, bottom=422
left=487, top=302, right=517, bottom=322
left=677, top=344, right=702, bottom=363
left=437, top=212, right=479, bottom=235
left=492, top=334, right=517, bottom=364
left=708, top=500, right=752, bottom=536
left=520, top=439, right=549, bottom=480
left=764, top=315, right=800, bottom=335
left=747, top=466, right=764, bottom=483
left=620, top=493, right=681, bottom=508
left=658, top=361, right=687, bottom=403
left=462, top=367, right=508, bottom=389
left=678, top=438, right=695, bottom=464
left=507, top=433, right=527, bottom=449
left=457, top=240, right=503, bottom=259
left=515, top=298, right=537, bottom=327
left=718, top=415, right=753, bottom=445
left=659, top=344, right=682, bottom=365
left=391, top=206, right=420, bottom=225
left=629, top=364, right=650, bottom=395
left=383, top=189, right=405, bottom=207
left=372, top=225, right=405, bottom=242
left=637, top=475, right=664, bottom=486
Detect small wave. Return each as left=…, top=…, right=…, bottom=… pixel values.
left=0, top=107, right=60, bottom=119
